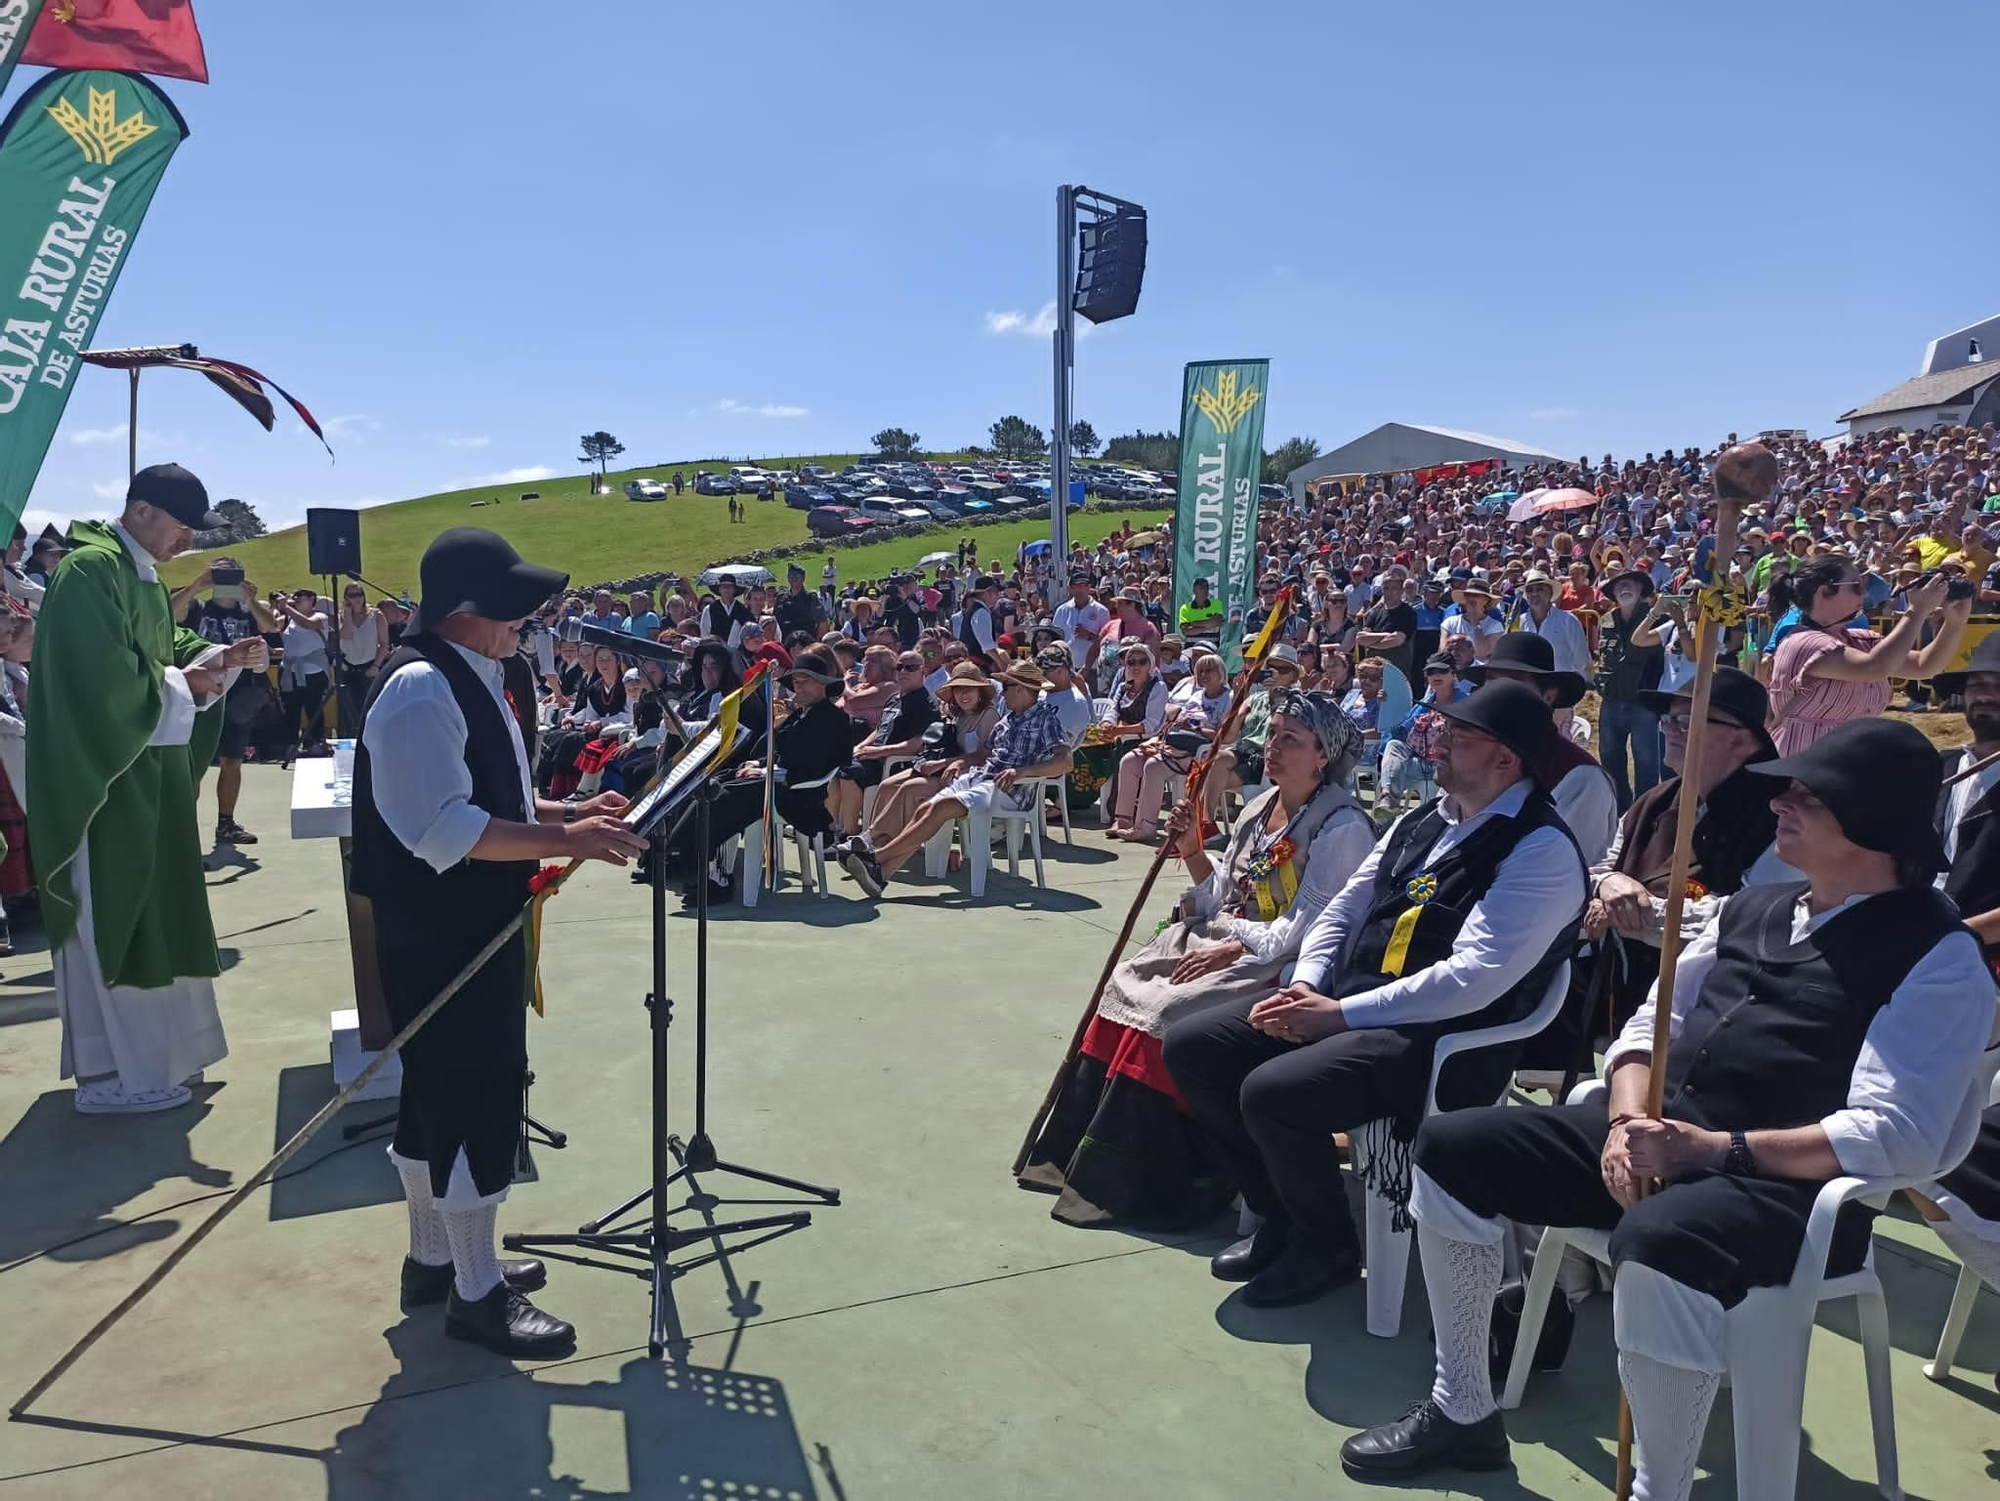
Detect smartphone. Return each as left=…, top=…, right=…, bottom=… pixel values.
left=211, top=564, right=244, bottom=603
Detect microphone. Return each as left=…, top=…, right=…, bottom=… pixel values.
left=554, top=616, right=686, bottom=667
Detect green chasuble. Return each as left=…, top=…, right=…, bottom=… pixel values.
left=27, top=521, right=227, bottom=989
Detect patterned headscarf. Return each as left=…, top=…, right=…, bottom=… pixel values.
left=1266, top=687, right=1363, bottom=784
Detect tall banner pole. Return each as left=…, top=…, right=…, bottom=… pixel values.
left=127, top=366, right=137, bottom=480
left=1170, top=359, right=1270, bottom=671
left=0, top=0, right=45, bottom=96
left=1609, top=442, right=1766, bottom=1500
left=0, top=69, right=189, bottom=531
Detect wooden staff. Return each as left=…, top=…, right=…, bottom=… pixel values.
left=9, top=860, right=585, bottom=1419
left=1612, top=442, right=1771, bottom=1500
left=1010, top=589, right=1296, bottom=1178
left=1943, top=745, right=2000, bottom=789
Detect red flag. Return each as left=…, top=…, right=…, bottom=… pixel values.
left=23, top=0, right=208, bottom=84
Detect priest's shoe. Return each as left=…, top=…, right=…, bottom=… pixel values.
left=402, top=1256, right=547, bottom=1309
left=74, top=1080, right=191, bottom=1115
left=1210, top=1222, right=1288, bottom=1282
left=1339, top=1399, right=1510, bottom=1479
left=444, top=1283, right=576, bottom=1356
left=1239, top=1242, right=1361, bottom=1307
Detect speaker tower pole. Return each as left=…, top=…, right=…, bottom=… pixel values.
left=1049, top=183, right=1075, bottom=601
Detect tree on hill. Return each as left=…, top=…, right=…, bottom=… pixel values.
left=193, top=496, right=268, bottom=550
left=1068, top=420, right=1100, bottom=457
left=577, top=431, right=625, bottom=479
left=1262, top=435, right=1321, bottom=485
left=1104, top=429, right=1178, bottom=471
left=990, top=415, right=1046, bottom=460
left=871, top=427, right=920, bottom=458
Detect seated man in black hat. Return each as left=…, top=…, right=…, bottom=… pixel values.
left=1909, top=632, right=2000, bottom=1368
left=1469, top=633, right=1618, bottom=864
left=354, top=527, right=647, bottom=1355
left=1340, top=718, right=1995, bottom=1498
left=1161, top=682, right=1589, bottom=1307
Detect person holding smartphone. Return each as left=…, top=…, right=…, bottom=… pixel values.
left=173, top=556, right=281, bottom=846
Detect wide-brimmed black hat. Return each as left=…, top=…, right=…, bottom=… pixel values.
left=1745, top=717, right=1947, bottom=870
left=1434, top=680, right=1558, bottom=779
left=1600, top=564, right=1657, bottom=600
left=1639, top=665, right=1775, bottom=758
left=129, top=462, right=226, bottom=531
left=413, top=527, right=568, bottom=632
left=1466, top=633, right=1587, bottom=708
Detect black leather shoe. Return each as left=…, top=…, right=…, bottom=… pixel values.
left=444, top=1282, right=576, bottom=1356
left=1339, top=1399, right=1509, bottom=1479
left=1210, top=1223, right=1289, bottom=1282
left=1239, top=1242, right=1362, bottom=1307
left=400, top=1256, right=546, bottom=1309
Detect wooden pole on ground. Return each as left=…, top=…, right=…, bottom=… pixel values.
left=1010, top=590, right=1295, bottom=1178
left=1611, top=442, right=1770, bottom=1499
left=8, top=861, right=584, bottom=1420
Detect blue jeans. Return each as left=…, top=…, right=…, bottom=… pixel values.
left=1598, top=696, right=1661, bottom=811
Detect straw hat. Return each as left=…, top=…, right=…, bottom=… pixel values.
left=940, top=662, right=998, bottom=697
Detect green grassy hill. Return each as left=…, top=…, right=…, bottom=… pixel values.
left=166, top=454, right=1154, bottom=597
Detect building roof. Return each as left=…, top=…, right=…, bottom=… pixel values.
left=1839, top=364, right=2000, bottom=422
left=1286, top=421, right=1565, bottom=488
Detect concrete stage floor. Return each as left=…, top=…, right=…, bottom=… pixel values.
left=0, top=767, right=1995, bottom=1499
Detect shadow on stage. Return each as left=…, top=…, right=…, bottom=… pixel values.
left=0, top=1086, right=229, bottom=1267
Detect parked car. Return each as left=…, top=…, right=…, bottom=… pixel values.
left=1259, top=483, right=1290, bottom=504
left=788, top=486, right=836, bottom=511
left=693, top=473, right=735, bottom=496
left=801, top=464, right=834, bottom=481
left=729, top=466, right=774, bottom=492
left=807, top=505, right=877, bottom=538
left=623, top=478, right=667, bottom=501
left=857, top=495, right=925, bottom=524
left=900, top=497, right=956, bottom=521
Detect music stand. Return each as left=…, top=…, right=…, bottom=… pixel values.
left=505, top=715, right=840, bottom=1356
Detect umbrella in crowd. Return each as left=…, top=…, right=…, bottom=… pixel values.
left=1127, top=530, right=1165, bottom=547
left=1533, top=487, right=1599, bottom=514
left=917, top=551, right=957, bottom=570
left=698, top=563, right=775, bottom=589
left=1506, top=489, right=1550, bottom=522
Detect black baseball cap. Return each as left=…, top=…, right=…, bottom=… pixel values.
left=129, top=463, right=226, bottom=530
left=412, top=527, right=568, bottom=633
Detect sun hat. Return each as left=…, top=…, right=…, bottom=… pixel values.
left=1744, top=717, right=1947, bottom=870
left=1466, top=632, right=1587, bottom=708
left=997, top=660, right=1049, bottom=693
left=940, top=662, right=999, bottom=697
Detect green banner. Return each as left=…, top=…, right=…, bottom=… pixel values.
left=0, top=0, right=44, bottom=97
left=1172, top=358, right=1270, bottom=668
left=0, top=67, right=188, bottom=528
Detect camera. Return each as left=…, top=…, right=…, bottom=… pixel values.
left=211, top=564, right=244, bottom=603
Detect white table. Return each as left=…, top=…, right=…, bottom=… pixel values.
left=290, top=742, right=399, bottom=1101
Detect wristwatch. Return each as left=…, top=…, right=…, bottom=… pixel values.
left=1721, top=1129, right=1757, bottom=1177
left=562, top=797, right=580, bottom=824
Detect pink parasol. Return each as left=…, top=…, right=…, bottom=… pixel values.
left=1506, top=489, right=1549, bottom=522
left=1534, top=487, right=1599, bottom=514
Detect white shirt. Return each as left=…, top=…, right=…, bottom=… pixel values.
left=1053, top=597, right=1110, bottom=669
left=1044, top=682, right=1092, bottom=745
left=1606, top=891, right=1999, bottom=1181
left=1553, top=762, right=1620, bottom=868
left=1292, top=778, right=1587, bottom=1026
left=1941, top=745, right=2000, bottom=866
left=361, top=641, right=537, bottom=873
left=1515, top=606, right=1592, bottom=676
left=1440, top=610, right=1505, bottom=663
left=1181, top=799, right=1379, bottom=965
left=338, top=610, right=381, bottom=667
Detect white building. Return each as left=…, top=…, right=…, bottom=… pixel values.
left=1840, top=315, right=2000, bottom=436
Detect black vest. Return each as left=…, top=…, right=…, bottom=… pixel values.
left=1596, top=606, right=1664, bottom=701
left=1115, top=675, right=1161, bottom=727
left=1341, top=787, right=1582, bottom=1034
left=1942, top=770, right=2000, bottom=960
left=352, top=634, right=536, bottom=949
left=959, top=600, right=994, bottom=659
left=1662, top=882, right=1963, bottom=1133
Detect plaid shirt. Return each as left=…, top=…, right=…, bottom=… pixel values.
left=986, top=695, right=1066, bottom=775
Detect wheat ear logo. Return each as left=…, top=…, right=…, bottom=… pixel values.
left=47, top=84, right=156, bottom=167
left=1192, top=369, right=1262, bottom=435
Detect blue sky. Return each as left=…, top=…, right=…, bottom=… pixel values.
left=14, top=1, right=2000, bottom=535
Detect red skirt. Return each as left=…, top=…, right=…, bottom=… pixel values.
left=0, top=763, right=30, bottom=899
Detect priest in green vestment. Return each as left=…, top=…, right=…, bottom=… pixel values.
left=28, top=465, right=268, bottom=1116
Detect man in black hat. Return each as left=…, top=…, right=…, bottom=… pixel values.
left=1341, top=718, right=1994, bottom=1497
left=957, top=574, right=1002, bottom=667
left=699, top=575, right=752, bottom=648
left=1584, top=666, right=1789, bottom=1031
left=30, top=464, right=272, bottom=1115
left=1162, top=682, right=1588, bottom=1307
left=353, top=527, right=646, bottom=1355
left=1596, top=564, right=1668, bottom=810
left=773, top=561, right=827, bottom=643
left=1469, top=633, right=1617, bottom=864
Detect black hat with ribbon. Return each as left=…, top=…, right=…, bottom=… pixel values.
left=1466, top=632, right=1588, bottom=708
left=1433, top=680, right=1559, bottom=781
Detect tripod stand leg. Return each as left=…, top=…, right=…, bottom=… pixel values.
left=707, top=1157, right=842, bottom=1205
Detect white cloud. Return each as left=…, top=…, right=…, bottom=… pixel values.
left=459, top=465, right=555, bottom=488
left=68, top=424, right=127, bottom=446
left=714, top=398, right=809, bottom=419
left=91, top=479, right=128, bottom=500
left=444, top=434, right=492, bottom=449
left=1529, top=406, right=1579, bottom=422
left=319, top=413, right=380, bottom=441
left=983, top=302, right=1090, bottom=339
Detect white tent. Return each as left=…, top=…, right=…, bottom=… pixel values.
left=1287, top=422, right=1566, bottom=496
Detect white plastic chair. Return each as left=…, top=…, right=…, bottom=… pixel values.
left=738, top=768, right=837, bottom=906
left=859, top=753, right=917, bottom=827
left=920, top=776, right=1049, bottom=896
left=1499, top=1046, right=2000, bottom=1501
left=1919, top=1056, right=2000, bottom=1385
left=1354, top=960, right=1571, bottom=1339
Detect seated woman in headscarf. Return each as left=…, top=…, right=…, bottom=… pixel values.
left=1019, top=692, right=1376, bottom=1230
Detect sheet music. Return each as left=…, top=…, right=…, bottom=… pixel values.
left=621, top=721, right=745, bottom=835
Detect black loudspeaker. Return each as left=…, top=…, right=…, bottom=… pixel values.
left=305, top=507, right=361, bottom=577
left=1072, top=206, right=1147, bottom=325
